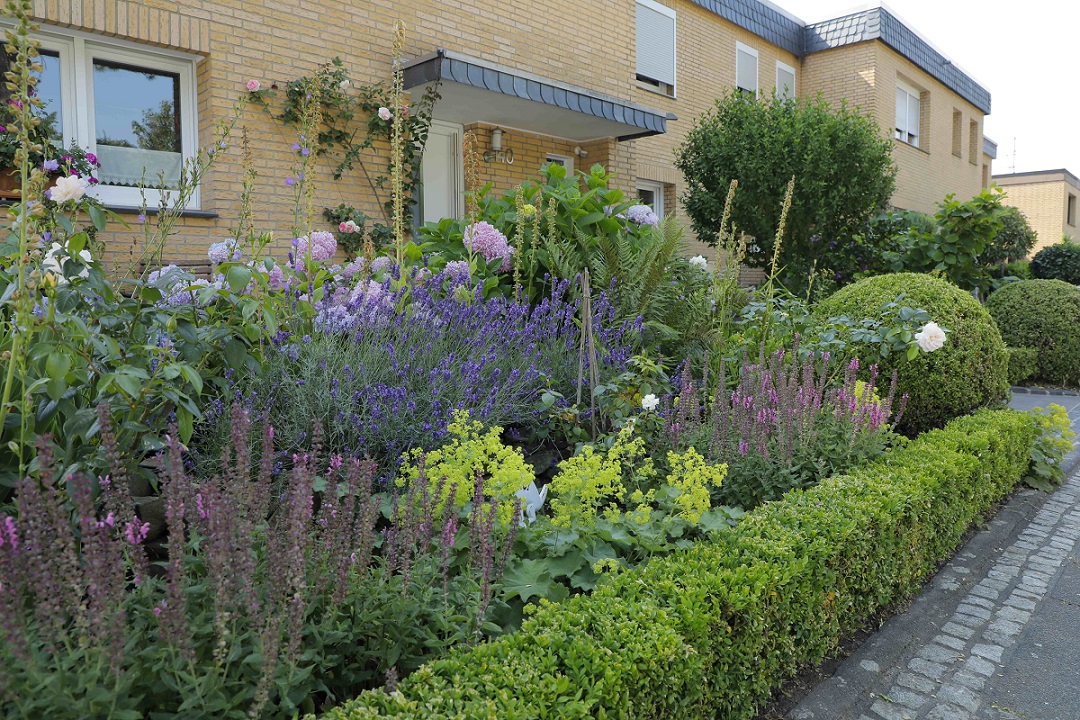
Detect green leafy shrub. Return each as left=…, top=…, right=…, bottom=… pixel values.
left=986, top=279, right=1080, bottom=387
left=1030, top=240, right=1080, bottom=284
left=815, top=273, right=1009, bottom=435
left=312, top=409, right=1037, bottom=720
left=674, top=91, right=896, bottom=291
left=1005, top=346, right=1039, bottom=385
left=980, top=206, right=1038, bottom=266
left=888, top=188, right=1007, bottom=292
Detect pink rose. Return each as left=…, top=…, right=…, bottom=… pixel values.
left=246, top=79, right=261, bottom=92
left=378, top=107, right=392, bottom=121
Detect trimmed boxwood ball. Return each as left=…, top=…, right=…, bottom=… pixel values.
left=986, top=279, right=1080, bottom=387
left=815, top=272, right=1009, bottom=436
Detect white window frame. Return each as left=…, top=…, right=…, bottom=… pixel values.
left=635, top=0, right=677, bottom=96
left=6, top=20, right=201, bottom=209
left=895, top=79, right=921, bottom=149
left=636, top=179, right=664, bottom=219
left=546, top=153, right=574, bottom=175
left=736, top=42, right=759, bottom=98
left=775, top=60, right=796, bottom=100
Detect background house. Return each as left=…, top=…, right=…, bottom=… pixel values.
left=8, top=0, right=993, bottom=266
left=993, top=169, right=1080, bottom=255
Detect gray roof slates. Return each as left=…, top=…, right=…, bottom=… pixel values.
left=802, top=6, right=989, bottom=113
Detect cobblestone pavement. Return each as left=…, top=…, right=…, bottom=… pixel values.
left=787, top=393, right=1080, bottom=720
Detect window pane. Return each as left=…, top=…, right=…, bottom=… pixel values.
left=895, top=87, right=906, bottom=134
left=34, top=51, right=63, bottom=146
left=638, top=188, right=656, bottom=207
left=777, top=68, right=795, bottom=99
left=736, top=49, right=757, bottom=94
left=908, top=94, right=920, bottom=146
left=93, top=59, right=182, bottom=188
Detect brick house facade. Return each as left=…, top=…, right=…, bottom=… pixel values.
left=7, top=0, right=993, bottom=266
left=994, top=170, right=1080, bottom=255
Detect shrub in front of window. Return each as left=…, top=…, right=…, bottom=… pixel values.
left=986, top=279, right=1080, bottom=388
left=815, top=273, right=1009, bottom=436
left=675, top=91, right=897, bottom=292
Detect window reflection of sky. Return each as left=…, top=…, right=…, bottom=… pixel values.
left=93, top=61, right=179, bottom=148
left=34, top=51, right=62, bottom=142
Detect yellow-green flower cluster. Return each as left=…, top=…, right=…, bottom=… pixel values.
left=398, top=410, right=534, bottom=524
left=665, top=447, right=727, bottom=523
left=548, top=426, right=653, bottom=529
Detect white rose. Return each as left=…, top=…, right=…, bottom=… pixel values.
left=339, top=79, right=350, bottom=89
left=641, top=393, right=659, bottom=411
left=49, top=175, right=89, bottom=204
left=42, top=241, right=92, bottom=285
left=914, top=321, right=947, bottom=353
left=689, top=255, right=708, bottom=270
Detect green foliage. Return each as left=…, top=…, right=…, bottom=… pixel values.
left=1029, top=240, right=1080, bottom=284
left=815, top=273, right=1009, bottom=435
left=130, top=100, right=179, bottom=152
left=981, top=206, right=1038, bottom=266
left=1022, top=403, right=1075, bottom=491
left=398, top=410, right=534, bottom=524
left=887, top=188, right=1007, bottom=292
left=986, top=279, right=1080, bottom=387
left=500, top=426, right=735, bottom=608
left=312, top=409, right=1037, bottom=720
left=1005, top=346, right=1039, bottom=386
left=675, top=92, right=896, bottom=288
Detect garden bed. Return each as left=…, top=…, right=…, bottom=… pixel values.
left=314, top=408, right=1036, bottom=720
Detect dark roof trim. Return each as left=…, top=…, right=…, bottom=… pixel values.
left=686, top=0, right=804, bottom=56
left=803, top=6, right=990, bottom=114
left=983, top=137, right=998, bottom=159
left=401, top=49, right=673, bottom=140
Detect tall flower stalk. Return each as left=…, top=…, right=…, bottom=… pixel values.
left=0, top=0, right=48, bottom=476
left=389, top=20, right=408, bottom=263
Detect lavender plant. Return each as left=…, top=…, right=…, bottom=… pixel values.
left=0, top=409, right=516, bottom=718
left=201, top=273, right=639, bottom=470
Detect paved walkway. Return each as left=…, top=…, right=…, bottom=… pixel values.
left=787, top=391, right=1080, bottom=720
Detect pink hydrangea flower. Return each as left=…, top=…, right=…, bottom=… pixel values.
left=294, top=230, right=337, bottom=262
left=463, top=221, right=515, bottom=272
left=246, top=79, right=261, bottom=92
left=267, top=263, right=285, bottom=291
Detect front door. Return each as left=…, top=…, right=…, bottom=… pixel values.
left=420, top=120, right=464, bottom=225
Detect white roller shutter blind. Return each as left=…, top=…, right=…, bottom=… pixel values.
left=776, top=62, right=795, bottom=99
left=736, top=43, right=758, bottom=96
left=636, top=0, right=676, bottom=87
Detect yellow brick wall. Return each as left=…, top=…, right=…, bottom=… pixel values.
left=23, top=0, right=988, bottom=269
left=25, top=0, right=635, bottom=267
left=995, top=175, right=1080, bottom=255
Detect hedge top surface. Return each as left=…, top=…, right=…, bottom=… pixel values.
left=986, top=278, right=1080, bottom=387
left=815, top=272, right=1009, bottom=435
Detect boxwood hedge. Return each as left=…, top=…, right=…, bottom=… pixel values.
left=314, top=409, right=1036, bottom=720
